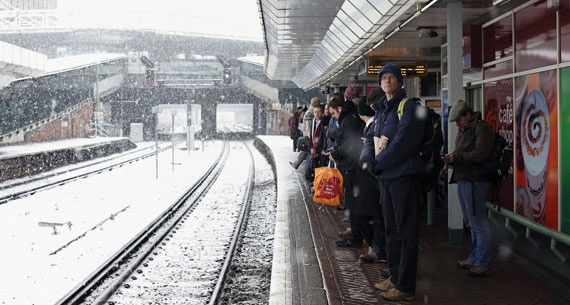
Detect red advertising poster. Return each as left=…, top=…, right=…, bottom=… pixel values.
left=514, top=71, right=559, bottom=229
left=483, top=79, right=514, bottom=210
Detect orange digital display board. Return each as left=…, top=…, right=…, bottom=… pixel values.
left=365, top=62, right=428, bottom=78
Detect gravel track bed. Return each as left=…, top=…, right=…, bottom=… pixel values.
left=105, top=142, right=252, bottom=305
left=222, top=143, right=277, bottom=304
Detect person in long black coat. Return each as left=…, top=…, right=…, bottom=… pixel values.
left=356, top=96, right=387, bottom=263
left=327, top=94, right=367, bottom=248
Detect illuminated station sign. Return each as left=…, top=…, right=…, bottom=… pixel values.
left=364, top=63, right=428, bottom=78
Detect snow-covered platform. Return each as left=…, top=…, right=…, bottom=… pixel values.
left=0, top=137, right=136, bottom=182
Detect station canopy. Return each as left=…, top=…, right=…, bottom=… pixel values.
left=258, top=0, right=512, bottom=89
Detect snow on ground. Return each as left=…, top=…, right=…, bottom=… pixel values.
left=0, top=135, right=299, bottom=305
left=0, top=137, right=128, bottom=157
left=0, top=139, right=222, bottom=305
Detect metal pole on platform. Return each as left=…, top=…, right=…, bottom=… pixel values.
left=95, top=64, right=100, bottom=137
left=171, top=110, right=176, bottom=171
left=187, top=89, right=195, bottom=152
left=152, top=105, right=159, bottom=179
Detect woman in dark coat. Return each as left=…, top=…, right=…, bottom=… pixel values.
left=357, top=97, right=386, bottom=263
left=327, top=94, right=369, bottom=248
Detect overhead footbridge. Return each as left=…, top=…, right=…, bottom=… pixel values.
left=0, top=50, right=127, bottom=144
left=0, top=40, right=46, bottom=88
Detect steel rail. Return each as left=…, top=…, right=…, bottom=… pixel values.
left=208, top=141, right=256, bottom=305
left=55, top=140, right=229, bottom=305
left=0, top=143, right=175, bottom=205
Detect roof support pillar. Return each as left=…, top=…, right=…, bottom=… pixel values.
left=446, top=0, right=465, bottom=246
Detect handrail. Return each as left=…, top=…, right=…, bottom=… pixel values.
left=90, top=121, right=122, bottom=138
left=487, top=202, right=569, bottom=262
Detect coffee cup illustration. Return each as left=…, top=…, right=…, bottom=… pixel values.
left=515, top=186, right=533, bottom=219
left=520, top=89, right=549, bottom=224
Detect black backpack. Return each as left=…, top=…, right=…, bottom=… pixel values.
left=482, top=132, right=513, bottom=183
left=481, top=131, right=513, bottom=210
left=397, top=98, right=445, bottom=192
left=297, top=136, right=310, bottom=152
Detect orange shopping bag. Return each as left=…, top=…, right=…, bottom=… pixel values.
left=312, top=162, right=344, bottom=206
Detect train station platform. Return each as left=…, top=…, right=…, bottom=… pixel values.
left=256, top=135, right=570, bottom=305
left=0, top=137, right=136, bottom=183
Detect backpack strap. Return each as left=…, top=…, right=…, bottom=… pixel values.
left=397, top=98, right=408, bottom=120
left=397, top=97, right=425, bottom=120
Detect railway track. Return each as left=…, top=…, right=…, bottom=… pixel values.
left=0, top=142, right=176, bottom=205
left=55, top=140, right=256, bottom=305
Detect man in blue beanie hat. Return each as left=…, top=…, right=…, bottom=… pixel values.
left=360, top=63, right=425, bottom=301
left=378, top=63, right=404, bottom=85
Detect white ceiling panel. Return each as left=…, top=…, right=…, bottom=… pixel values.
left=259, top=0, right=517, bottom=89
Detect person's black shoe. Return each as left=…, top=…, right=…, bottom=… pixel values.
left=336, top=238, right=362, bottom=247
left=289, top=161, right=299, bottom=169
left=466, top=266, right=489, bottom=277
left=335, top=205, right=345, bottom=210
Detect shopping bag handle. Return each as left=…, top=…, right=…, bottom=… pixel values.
left=328, top=160, right=337, bottom=168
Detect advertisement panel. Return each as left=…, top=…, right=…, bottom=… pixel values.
left=560, top=68, right=570, bottom=233
left=483, top=79, right=514, bottom=210
left=514, top=71, right=559, bottom=230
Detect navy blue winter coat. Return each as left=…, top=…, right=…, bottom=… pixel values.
left=369, top=89, right=425, bottom=179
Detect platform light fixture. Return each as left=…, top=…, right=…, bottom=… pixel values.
left=492, top=0, right=509, bottom=6
left=546, top=0, right=561, bottom=10
left=398, top=10, right=420, bottom=29
left=313, top=0, right=439, bottom=89
left=372, top=38, right=384, bottom=50
left=384, top=28, right=399, bottom=40
left=348, top=55, right=363, bottom=68
left=398, top=17, right=412, bottom=29
left=420, top=0, right=438, bottom=12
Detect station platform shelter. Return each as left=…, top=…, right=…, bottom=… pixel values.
left=257, top=136, right=569, bottom=305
